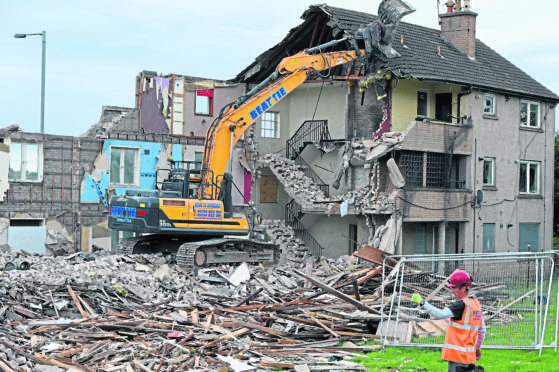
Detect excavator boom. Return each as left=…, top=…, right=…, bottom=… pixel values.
left=201, top=45, right=364, bottom=198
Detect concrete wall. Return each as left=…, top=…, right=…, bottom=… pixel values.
left=464, top=90, right=555, bottom=253
left=307, top=214, right=369, bottom=258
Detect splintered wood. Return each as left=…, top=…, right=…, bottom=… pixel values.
left=0, top=249, right=384, bottom=371
left=1, top=246, right=526, bottom=370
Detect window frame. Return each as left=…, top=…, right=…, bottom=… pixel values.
left=261, top=111, right=280, bottom=139
left=520, top=100, right=540, bottom=129
left=195, top=89, right=213, bottom=116
left=483, top=94, right=495, bottom=115
left=109, top=146, right=140, bottom=186
left=482, top=157, right=495, bottom=187
left=519, top=160, right=540, bottom=195
left=417, top=89, right=430, bottom=117
left=9, top=141, right=43, bottom=182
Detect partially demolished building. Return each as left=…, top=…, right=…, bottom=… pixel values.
left=237, top=4, right=558, bottom=257
left=0, top=74, right=247, bottom=254
left=0, top=3, right=557, bottom=259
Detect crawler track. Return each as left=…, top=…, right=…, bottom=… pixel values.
left=117, top=235, right=279, bottom=272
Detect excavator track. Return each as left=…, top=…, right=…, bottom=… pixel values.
left=117, top=236, right=142, bottom=255
left=176, top=238, right=279, bottom=272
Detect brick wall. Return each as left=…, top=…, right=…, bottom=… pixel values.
left=347, top=84, right=386, bottom=138
left=400, top=121, right=472, bottom=155
left=396, top=189, right=471, bottom=221
left=440, top=11, right=477, bottom=58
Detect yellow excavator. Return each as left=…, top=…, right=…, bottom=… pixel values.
left=108, top=0, right=415, bottom=271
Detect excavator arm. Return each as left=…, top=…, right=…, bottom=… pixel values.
left=201, top=0, right=415, bottom=199
left=201, top=39, right=364, bottom=198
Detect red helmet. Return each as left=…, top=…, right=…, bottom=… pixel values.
left=447, top=270, right=472, bottom=288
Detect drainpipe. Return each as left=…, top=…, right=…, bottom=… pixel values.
left=457, top=86, right=473, bottom=124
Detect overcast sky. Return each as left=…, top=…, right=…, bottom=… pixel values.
left=1, top=0, right=558, bottom=136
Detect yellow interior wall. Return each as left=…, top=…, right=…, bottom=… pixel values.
left=391, top=79, right=462, bottom=133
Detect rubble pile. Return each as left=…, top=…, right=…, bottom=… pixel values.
left=260, top=154, right=329, bottom=207
left=0, top=248, right=393, bottom=371
left=330, top=186, right=394, bottom=215
left=258, top=219, right=309, bottom=264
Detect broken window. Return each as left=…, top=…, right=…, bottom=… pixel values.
left=483, top=94, right=495, bottom=115
left=9, top=142, right=43, bottom=182
left=195, top=89, right=213, bottom=116
left=259, top=175, right=278, bottom=203
left=519, top=161, right=539, bottom=194
left=110, top=147, right=139, bottom=186
left=261, top=112, right=280, bottom=138
left=417, top=90, right=429, bottom=117
left=520, top=100, right=540, bottom=128
left=483, top=158, right=495, bottom=186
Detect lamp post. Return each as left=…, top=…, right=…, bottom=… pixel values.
left=14, top=31, right=46, bottom=134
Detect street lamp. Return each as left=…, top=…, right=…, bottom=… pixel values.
left=14, top=31, right=46, bottom=134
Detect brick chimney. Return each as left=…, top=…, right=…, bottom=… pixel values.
left=440, top=1, right=478, bottom=58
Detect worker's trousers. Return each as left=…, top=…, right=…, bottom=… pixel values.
left=448, top=361, right=476, bottom=372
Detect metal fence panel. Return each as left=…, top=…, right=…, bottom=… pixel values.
left=379, top=251, right=558, bottom=352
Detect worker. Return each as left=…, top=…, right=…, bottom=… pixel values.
left=412, top=270, right=485, bottom=372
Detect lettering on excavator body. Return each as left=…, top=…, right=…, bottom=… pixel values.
left=249, top=86, right=287, bottom=120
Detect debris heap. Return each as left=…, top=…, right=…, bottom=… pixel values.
left=0, top=248, right=392, bottom=371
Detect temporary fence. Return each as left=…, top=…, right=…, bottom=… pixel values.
left=379, top=251, right=558, bottom=353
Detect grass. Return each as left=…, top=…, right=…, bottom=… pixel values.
left=351, top=346, right=559, bottom=371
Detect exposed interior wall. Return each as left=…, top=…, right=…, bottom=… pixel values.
left=391, top=79, right=461, bottom=133
left=80, top=140, right=165, bottom=203
left=0, top=143, right=8, bottom=201
left=307, top=214, right=369, bottom=258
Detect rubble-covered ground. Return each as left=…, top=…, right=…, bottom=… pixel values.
left=0, top=237, right=389, bottom=371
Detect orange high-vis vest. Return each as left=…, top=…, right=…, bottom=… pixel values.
left=442, top=297, right=483, bottom=364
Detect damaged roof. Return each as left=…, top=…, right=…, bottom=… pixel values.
left=236, top=4, right=558, bottom=102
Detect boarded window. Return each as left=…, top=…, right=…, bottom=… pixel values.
left=260, top=175, right=278, bottom=203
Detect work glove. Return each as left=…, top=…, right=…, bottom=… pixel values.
left=411, top=292, right=423, bottom=305
left=475, top=347, right=481, bottom=360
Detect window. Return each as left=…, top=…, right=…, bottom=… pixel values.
left=482, top=158, right=495, bottom=186
left=520, top=100, right=540, bottom=128
left=195, top=89, right=213, bottom=116
left=398, top=150, right=423, bottom=187
left=261, top=112, right=280, bottom=138
left=482, top=223, right=495, bottom=253
left=519, top=161, right=539, bottom=194
left=417, top=90, right=429, bottom=117
left=9, top=142, right=43, bottom=182
left=110, top=147, right=139, bottom=186
left=426, top=152, right=446, bottom=187
left=194, top=152, right=203, bottom=170
left=414, top=224, right=426, bottom=254
left=483, top=95, right=495, bottom=115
